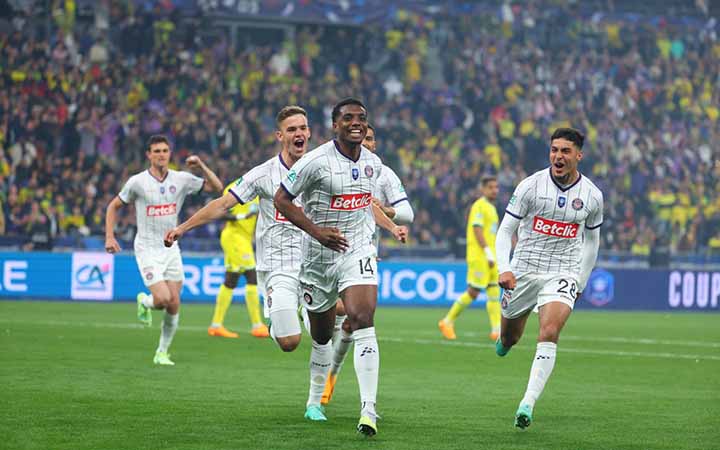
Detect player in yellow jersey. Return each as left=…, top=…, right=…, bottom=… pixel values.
left=208, top=189, right=269, bottom=338
left=439, top=176, right=501, bottom=341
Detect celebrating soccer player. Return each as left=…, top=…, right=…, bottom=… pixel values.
left=439, top=176, right=501, bottom=341
left=105, top=135, right=223, bottom=366
left=274, top=98, right=395, bottom=436
left=494, top=128, right=603, bottom=429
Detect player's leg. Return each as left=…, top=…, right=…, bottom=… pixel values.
left=153, top=280, right=181, bottom=366
left=515, top=275, right=577, bottom=429
left=243, top=269, right=268, bottom=338
left=439, top=259, right=484, bottom=340
left=342, top=283, right=380, bottom=436
left=322, top=299, right=350, bottom=405
left=208, top=271, right=240, bottom=338
left=486, top=265, right=501, bottom=340
left=135, top=252, right=171, bottom=325
left=265, top=273, right=302, bottom=352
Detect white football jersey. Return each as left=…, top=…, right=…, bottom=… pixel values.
left=281, top=139, right=383, bottom=265
left=228, top=154, right=304, bottom=272
left=505, top=167, right=603, bottom=277
left=373, top=163, right=409, bottom=249
left=118, top=169, right=204, bottom=252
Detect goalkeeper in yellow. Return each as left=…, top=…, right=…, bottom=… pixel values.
left=439, top=176, right=501, bottom=341
left=208, top=187, right=269, bottom=338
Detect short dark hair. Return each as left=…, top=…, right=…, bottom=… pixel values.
left=481, top=175, right=497, bottom=186
left=146, top=134, right=170, bottom=152
left=550, top=127, right=585, bottom=149
left=366, top=123, right=375, bottom=133
left=276, top=105, right=307, bottom=127
left=331, top=98, right=366, bottom=123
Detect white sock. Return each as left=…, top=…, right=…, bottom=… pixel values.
left=353, top=327, right=379, bottom=406
left=157, top=312, right=179, bottom=354
left=520, top=341, right=557, bottom=408
left=142, top=294, right=154, bottom=309
left=307, top=340, right=332, bottom=407
left=330, top=329, right=353, bottom=376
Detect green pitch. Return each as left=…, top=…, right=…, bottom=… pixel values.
left=1, top=301, right=718, bottom=450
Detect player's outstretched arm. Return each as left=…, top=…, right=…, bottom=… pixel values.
left=371, top=202, right=407, bottom=243
left=164, top=192, right=238, bottom=247
left=273, top=187, right=348, bottom=252
left=186, top=155, right=224, bottom=193
left=496, top=213, right=521, bottom=289
left=105, top=196, right=125, bottom=253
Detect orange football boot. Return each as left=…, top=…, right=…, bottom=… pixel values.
left=438, top=320, right=457, bottom=340
left=208, top=325, right=239, bottom=338
left=321, top=373, right=338, bottom=405
left=250, top=324, right=270, bottom=338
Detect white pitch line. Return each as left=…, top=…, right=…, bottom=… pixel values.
left=1, top=319, right=719, bottom=362
left=393, top=329, right=720, bottom=349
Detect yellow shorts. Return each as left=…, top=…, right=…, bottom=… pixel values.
left=467, top=258, right=499, bottom=290
left=221, top=232, right=255, bottom=273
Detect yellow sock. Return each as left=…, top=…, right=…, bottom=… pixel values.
left=245, top=284, right=262, bottom=326
left=212, top=284, right=234, bottom=326
left=445, top=291, right=475, bottom=323
left=486, top=285, right=501, bottom=332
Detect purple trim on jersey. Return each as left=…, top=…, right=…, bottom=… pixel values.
left=147, top=169, right=169, bottom=183
left=278, top=153, right=291, bottom=170
left=548, top=167, right=582, bottom=192
left=390, top=197, right=409, bottom=206
left=333, top=140, right=361, bottom=163
left=118, top=195, right=128, bottom=205
left=279, top=182, right=297, bottom=199
left=586, top=221, right=603, bottom=230
left=228, top=189, right=245, bottom=205
left=505, top=209, right=523, bottom=220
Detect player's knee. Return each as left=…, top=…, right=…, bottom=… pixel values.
left=335, top=299, right=346, bottom=316
left=538, top=325, right=561, bottom=343
left=341, top=319, right=352, bottom=334
left=276, top=334, right=301, bottom=352
left=348, top=312, right=374, bottom=331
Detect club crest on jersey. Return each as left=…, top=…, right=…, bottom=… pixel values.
left=303, top=293, right=313, bottom=305
left=558, top=196, right=566, bottom=208
left=352, top=167, right=359, bottom=180
left=364, top=165, right=374, bottom=178
left=160, top=186, right=165, bottom=194
left=169, top=185, right=176, bottom=194
left=572, top=198, right=584, bottom=210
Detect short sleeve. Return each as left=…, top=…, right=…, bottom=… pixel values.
left=228, top=166, right=262, bottom=205
left=281, top=153, right=319, bottom=198
left=118, top=176, right=137, bottom=204
left=585, top=190, right=604, bottom=229
left=470, top=201, right=484, bottom=227
left=381, top=166, right=409, bottom=206
left=505, top=178, right=533, bottom=219
left=181, top=171, right=205, bottom=195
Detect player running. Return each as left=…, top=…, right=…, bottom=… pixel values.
left=207, top=193, right=269, bottom=339
left=438, top=176, right=501, bottom=341
left=274, top=98, right=395, bottom=436
left=105, top=134, right=223, bottom=366
left=321, top=124, right=414, bottom=406
left=494, top=128, right=603, bottom=429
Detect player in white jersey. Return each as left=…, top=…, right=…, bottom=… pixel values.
left=105, top=134, right=223, bottom=365
left=274, top=98, right=392, bottom=436
left=321, top=124, right=414, bottom=406
left=164, top=106, right=310, bottom=354
left=494, top=128, right=603, bottom=429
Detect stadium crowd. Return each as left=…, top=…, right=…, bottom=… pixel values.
left=1, top=1, right=719, bottom=257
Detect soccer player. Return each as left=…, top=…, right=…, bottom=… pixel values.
left=494, top=128, right=603, bottom=429
left=208, top=193, right=269, bottom=339
left=438, top=176, right=501, bottom=341
left=105, top=134, right=223, bottom=366
left=274, top=98, right=390, bottom=436
left=321, top=124, right=414, bottom=406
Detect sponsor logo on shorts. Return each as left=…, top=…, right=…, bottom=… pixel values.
left=532, top=216, right=579, bottom=238
left=501, top=289, right=512, bottom=309
left=572, top=198, right=584, bottom=210
left=300, top=282, right=314, bottom=293
left=303, top=292, right=313, bottom=305
left=146, top=203, right=177, bottom=217
left=145, top=272, right=154, bottom=281
left=266, top=286, right=273, bottom=308
left=364, top=165, right=374, bottom=178
left=330, top=193, right=372, bottom=211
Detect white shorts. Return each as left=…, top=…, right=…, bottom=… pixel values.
left=501, top=273, right=579, bottom=319
left=135, top=247, right=184, bottom=287
left=258, top=270, right=302, bottom=338
left=299, top=248, right=378, bottom=314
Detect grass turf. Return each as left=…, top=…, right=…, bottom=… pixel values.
left=1, top=301, right=718, bottom=450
